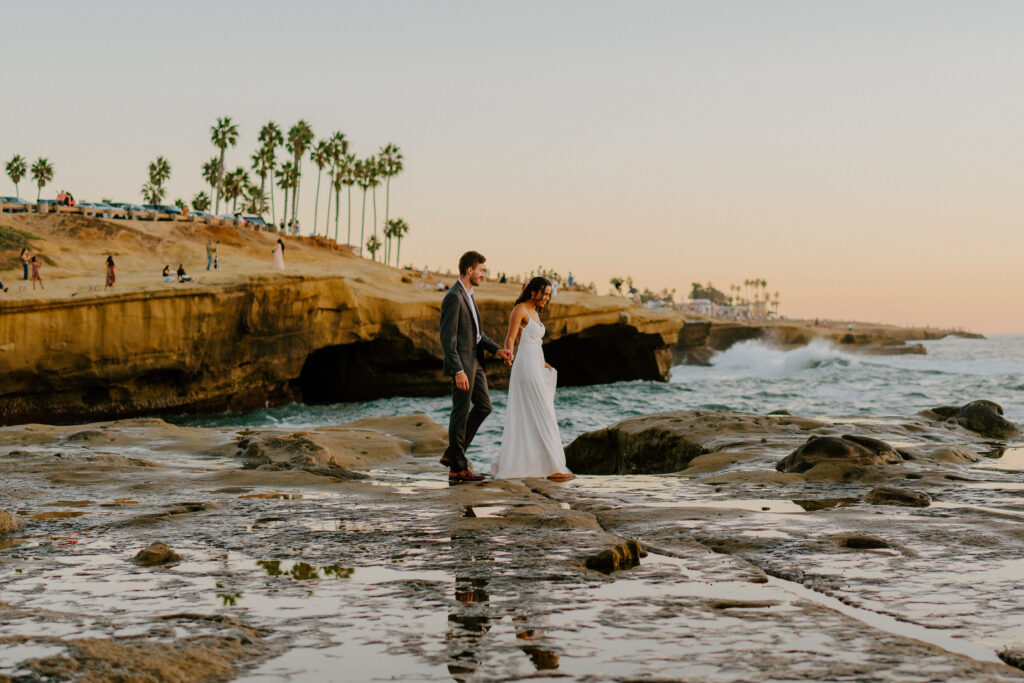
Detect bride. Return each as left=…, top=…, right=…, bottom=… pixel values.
left=491, top=277, right=575, bottom=481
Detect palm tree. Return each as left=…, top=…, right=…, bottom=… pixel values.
left=341, top=154, right=356, bottom=245
left=31, top=158, right=54, bottom=200
left=309, top=140, right=331, bottom=236
left=210, top=116, right=239, bottom=214
left=241, top=180, right=266, bottom=215
left=250, top=146, right=274, bottom=218
left=276, top=161, right=298, bottom=230
left=387, top=218, right=409, bottom=267
left=5, top=155, right=27, bottom=197
left=148, top=156, right=171, bottom=202
left=365, top=233, right=382, bottom=261
left=223, top=167, right=248, bottom=213
left=258, top=121, right=284, bottom=224
left=141, top=181, right=163, bottom=205
left=201, top=157, right=219, bottom=208
left=325, top=132, right=348, bottom=240
left=378, top=143, right=403, bottom=227
left=285, top=119, right=314, bottom=228
left=174, top=198, right=187, bottom=211
left=192, top=191, right=211, bottom=212
left=355, top=157, right=373, bottom=255
left=367, top=157, right=381, bottom=244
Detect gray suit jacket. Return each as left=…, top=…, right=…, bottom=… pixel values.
left=440, top=282, right=500, bottom=377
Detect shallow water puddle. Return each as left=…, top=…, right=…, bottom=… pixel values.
left=464, top=506, right=509, bottom=518
left=640, top=552, right=1003, bottom=665
left=975, top=447, right=1024, bottom=472
left=634, top=498, right=806, bottom=514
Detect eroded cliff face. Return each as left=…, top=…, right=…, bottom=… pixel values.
left=0, top=276, right=680, bottom=425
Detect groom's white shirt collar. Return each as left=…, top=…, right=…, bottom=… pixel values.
left=457, top=279, right=482, bottom=344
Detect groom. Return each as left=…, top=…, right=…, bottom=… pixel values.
left=439, top=250, right=513, bottom=482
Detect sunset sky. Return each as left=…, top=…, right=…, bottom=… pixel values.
left=5, top=1, right=1023, bottom=332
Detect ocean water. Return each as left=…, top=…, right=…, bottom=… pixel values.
left=173, top=334, right=1024, bottom=469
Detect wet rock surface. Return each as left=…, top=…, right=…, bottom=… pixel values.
left=0, top=509, right=21, bottom=535
left=927, top=400, right=1023, bottom=439
left=133, top=541, right=183, bottom=566
left=2, top=410, right=1024, bottom=680
left=865, top=486, right=932, bottom=507
left=777, top=434, right=906, bottom=474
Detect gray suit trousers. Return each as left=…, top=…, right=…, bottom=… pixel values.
left=445, top=361, right=492, bottom=472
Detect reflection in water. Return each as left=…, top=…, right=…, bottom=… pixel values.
left=445, top=576, right=561, bottom=679
left=515, top=615, right=559, bottom=670
left=447, top=577, right=492, bottom=678
left=216, top=592, right=242, bottom=606
left=256, top=560, right=354, bottom=580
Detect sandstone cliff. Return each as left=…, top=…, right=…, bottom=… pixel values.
left=0, top=273, right=680, bottom=425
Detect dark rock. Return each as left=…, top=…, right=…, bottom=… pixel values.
left=926, top=400, right=1022, bottom=439
left=836, top=535, right=890, bottom=549
left=776, top=435, right=904, bottom=474
left=0, top=509, right=22, bottom=534
left=566, top=417, right=708, bottom=475
left=999, top=648, right=1024, bottom=670
left=767, top=409, right=792, bottom=416
left=134, top=541, right=182, bottom=566
left=865, top=486, right=931, bottom=507
left=584, top=539, right=643, bottom=573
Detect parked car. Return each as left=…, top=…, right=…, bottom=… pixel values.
left=79, top=201, right=123, bottom=218
left=0, top=196, right=32, bottom=213
left=108, top=202, right=152, bottom=219
left=241, top=214, right=269, bottom=227
left=191, top=210, right=214, bottom=219
left=142, top=204, right=183, bottom=220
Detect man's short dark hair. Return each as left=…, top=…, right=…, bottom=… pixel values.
left=459, top=250, right=486, bottom=276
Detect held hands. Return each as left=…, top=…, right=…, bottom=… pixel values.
left=497, top=348, right=514, bottom=366
left=454, top=370, right=470, bottom=391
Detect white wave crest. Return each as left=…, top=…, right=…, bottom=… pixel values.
left=704, top=338, right=853, bottom=378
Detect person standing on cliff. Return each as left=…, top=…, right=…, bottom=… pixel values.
left=439, top=251, right=514, bottom=482
left=105, top=255, right=116, bottom=290
left=273, top=238, right=285, bottom=270
left=30, top=256, right=43, bottom=290
left=206, top=240, right=215, bottom=270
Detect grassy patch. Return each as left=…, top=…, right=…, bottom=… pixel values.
left=0, top=225, right=55, bottom=267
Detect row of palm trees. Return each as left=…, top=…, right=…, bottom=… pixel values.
left=729, top=279, right=774, bottom=305
left=5, top=155, right=54, bottom=200
left=203, top=117, right=407, bottom=265
left=5, top=122, right=410, bottom=267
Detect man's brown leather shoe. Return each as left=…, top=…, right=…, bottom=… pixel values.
left=439, top=454, right=451, bottom=467
left=448, top=469, right=485, bottom=482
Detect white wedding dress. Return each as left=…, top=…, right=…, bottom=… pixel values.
left=492, top=318, right=572, bottom=479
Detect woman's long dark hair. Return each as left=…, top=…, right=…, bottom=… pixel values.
left=514, top=277, right=552, bottom=307
left=278, top=238, right=285, bottom=252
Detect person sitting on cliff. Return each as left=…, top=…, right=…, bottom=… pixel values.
left=161, top=265, right=174, bottom=282
left=176, top=264, right=191, bottom=283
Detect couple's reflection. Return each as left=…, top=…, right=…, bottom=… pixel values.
left=446, top=576, right=559, bottom=679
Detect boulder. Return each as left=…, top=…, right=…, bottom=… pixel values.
left=238, top=433, right=368, bottom=480
left=927, top=400, right=1021, bottom=439
left=134, top=542, right=182, bottom=566
left=865, top=486, right=931, bottom=507
left=776, top=435, right=904, bottom=474
left=565, top=415, right=708, bottom=475
left=0, top=509, right=22, bottom=534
